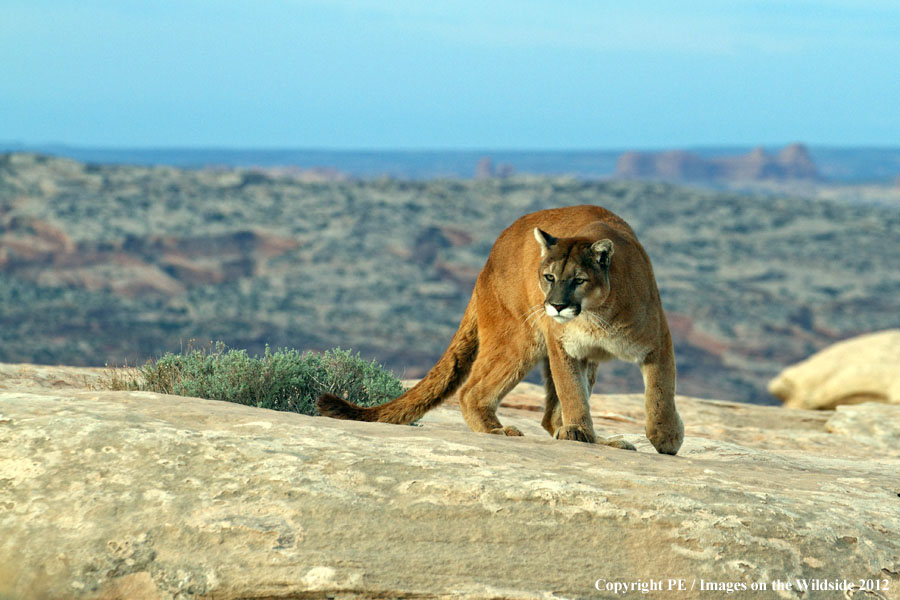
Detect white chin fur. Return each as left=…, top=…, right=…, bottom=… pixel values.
left=546, top=305, right=578, bottom=322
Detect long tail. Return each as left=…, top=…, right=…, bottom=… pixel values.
left=316, top=301, right=479, bottom=424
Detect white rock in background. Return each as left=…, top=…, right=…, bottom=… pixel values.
left=769, top=329, right=900, bottom=409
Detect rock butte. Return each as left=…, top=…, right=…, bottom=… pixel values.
left=0, top=365, right=899, bottom=600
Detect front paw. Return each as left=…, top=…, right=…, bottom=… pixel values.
left=646, top=412, right=684, bottom=455
left=490, top=425, right=524, bottom=437
left=554, top=424, right=595, bottom=443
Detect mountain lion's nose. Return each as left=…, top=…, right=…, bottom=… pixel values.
left=550, top=303, right=567, bottom=312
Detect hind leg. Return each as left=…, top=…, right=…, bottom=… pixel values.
left=459, top=343, right=536, bottom=436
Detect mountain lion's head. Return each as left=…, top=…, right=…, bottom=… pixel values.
left=533, top=227, right=614, bottom=323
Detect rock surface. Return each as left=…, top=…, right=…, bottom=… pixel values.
left=0, top=362, right=108, bottom=391
left=825, top=403, right=900, bottom=449
left=769, top=330, right=900, bottom=409
left=1, top=367, right=900, bottom=600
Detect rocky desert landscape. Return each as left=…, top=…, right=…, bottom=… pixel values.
left=2, top=152, right=899, bottom=404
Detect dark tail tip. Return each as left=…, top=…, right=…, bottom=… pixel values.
left=316, top=393, right=371, bottom=421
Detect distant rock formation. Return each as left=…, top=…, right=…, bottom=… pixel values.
left=775, top=143, right=819, bottom=179
left=769, top=329, right=900, bottom=409
left=475, top=156, right=515, bottom=179
left=475, top=156, right=494, bottom=179
left=615, top=143, right=820, bottom=182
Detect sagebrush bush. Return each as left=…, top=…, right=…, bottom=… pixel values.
left=105, top=342, right=405, bottom=416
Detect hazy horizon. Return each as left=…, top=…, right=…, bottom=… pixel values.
left=6, top=141, right=900, bottom=152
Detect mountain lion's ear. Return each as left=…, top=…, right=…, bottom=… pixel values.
left=591, top=239, right=614, bottom=268
left=533, top=228, right=558, bottom=257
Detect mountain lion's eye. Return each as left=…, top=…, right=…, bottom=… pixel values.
left=544, top=274, right=555, bottom=283
left=574, top=278, right=586, bottom=285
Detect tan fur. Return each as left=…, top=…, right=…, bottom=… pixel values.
left=317, top=205, right=684, bottom=454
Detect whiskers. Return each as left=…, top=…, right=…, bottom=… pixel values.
left=521, top=302, right=617, bottom=334
left=584, top=311, right=616, bottom=335
left=521, top=303, right=546, bottom=327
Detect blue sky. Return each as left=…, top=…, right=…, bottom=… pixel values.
left=2, top=0, right=898, bottom=148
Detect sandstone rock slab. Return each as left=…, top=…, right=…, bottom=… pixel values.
left=1, top=384, right=899, bottom=600
left=825, top=402, right=900, bottom=450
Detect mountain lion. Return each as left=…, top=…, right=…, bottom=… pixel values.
left=318, top=205, right=684, bottom=454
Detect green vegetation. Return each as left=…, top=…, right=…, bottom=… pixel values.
left=106, top=342, right=405, bottom=416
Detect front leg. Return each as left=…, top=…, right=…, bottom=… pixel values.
left=542, top=357, right=603, bottom=437
left=540, top=358, right=563, bottom=436
left=546, top=341, right=595, bottom=443
left=640, top=332, right=684, bottom=455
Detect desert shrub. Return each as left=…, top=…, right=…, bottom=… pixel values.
left=104, top=342, right=405, bottom=416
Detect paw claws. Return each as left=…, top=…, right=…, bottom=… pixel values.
left=490, top=426, right=524, bottom=437
left=599, top=437, right=636, bottom=451
left=554, top=424, right=595, bottom=444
